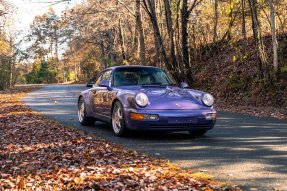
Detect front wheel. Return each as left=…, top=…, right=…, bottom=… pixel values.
left=78, top=97, right=96, bottom=126
left=112, top=101, right=127, bottom=137
left=189, top=130, right=207, bottom=136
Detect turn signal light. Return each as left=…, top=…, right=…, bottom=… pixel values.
left=130, top=113, right=159, bottom=121
left=130, top=113, right=145, bottom=120
left=205, top=113, right=216, bottom=120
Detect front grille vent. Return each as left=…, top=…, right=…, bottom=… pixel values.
left=149, top=123, right=212, bottom=129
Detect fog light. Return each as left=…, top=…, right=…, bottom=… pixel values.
left=145, top=114, right=159, bottom=120
left=205, top=113, right=216, bottom=120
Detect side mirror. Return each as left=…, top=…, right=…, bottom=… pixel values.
left=99, top=80, right=110, bottom=87
left=86, top=82, right=94, bottom=88
left=180, top=82, right=189, bottom=89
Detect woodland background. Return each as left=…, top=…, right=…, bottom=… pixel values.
left=1, top=0, right=287, bottom=109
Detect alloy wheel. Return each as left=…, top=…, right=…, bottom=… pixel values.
left=78, top=100, right=85, bottom=123
left=112, top=104, right=123, bottom=134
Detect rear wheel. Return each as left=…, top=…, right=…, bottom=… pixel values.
left=112, top=101, right=127, bottom=137
left=189, top=130, right=207, bottom=136
left=78, top=97, right=96, bottom=126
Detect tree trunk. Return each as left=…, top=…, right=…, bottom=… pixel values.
left=9, top=36, right=14, bottom=88
left=142, top=0, right=171, bottom=70
left=248, top=0, right=268, bottom=79
left=163, top=0, right=179, bottom=71
left=54, top=26, right=61, bottom=83
left=119, top=19, right=126, bottom=61
left=135, top=0, right=146, bottom=65
left=99, top=40, right=106, bottom=69
left=241, top=0, right=247, bottom=40
left=132, top=19, right=139, bottom=59
left=227, top=0, right=234, bottom=41
left=158, top=0, right=164, bottom=49
left=181, top=0, right=192, bottom=83
left=269, top=0, right=278, bottom=74
left=108, top=30, right=115, bottom=63
left=213, top=0, right=218, bottom=42
left=174, top=0, right=181, bottom=60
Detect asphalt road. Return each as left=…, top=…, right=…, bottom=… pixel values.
left=23, top=84, right=287, bottom=191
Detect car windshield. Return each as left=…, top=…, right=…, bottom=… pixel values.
left=113, top=67, right=176, bottom=87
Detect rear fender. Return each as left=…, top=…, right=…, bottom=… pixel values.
left=78, top=90, right=93, bottom=117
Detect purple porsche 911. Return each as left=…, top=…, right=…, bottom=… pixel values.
left=78, top=66, right=216, bottom=137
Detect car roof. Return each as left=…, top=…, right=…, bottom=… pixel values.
left=107, top=65, right=160, bottom=70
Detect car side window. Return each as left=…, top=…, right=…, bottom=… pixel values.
left=94, top=73, right=103, bottom=87
left=94, top=70, right=112, bottom=87
left=101, top=70, right=112, bottom=82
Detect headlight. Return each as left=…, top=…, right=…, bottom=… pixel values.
left=202, top=93, right=214, bottom=107
left=135, top=92, right=148, bottom=107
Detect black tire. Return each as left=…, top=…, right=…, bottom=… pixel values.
left=189, top=130, right=207, bottom=136
left=78, top=97, right=96, bottom=126
left=111, top=101, right=127, bottom=137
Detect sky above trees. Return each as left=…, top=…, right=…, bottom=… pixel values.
left=7, top=0, right=83, bottom=33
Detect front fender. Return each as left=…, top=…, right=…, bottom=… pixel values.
left=115, top=90, right=137, bottom=109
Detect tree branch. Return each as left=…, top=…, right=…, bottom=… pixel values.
left=116, top=0, right=136, bottom=18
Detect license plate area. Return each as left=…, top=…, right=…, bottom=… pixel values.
left=168, top=118, right=198, bottom=124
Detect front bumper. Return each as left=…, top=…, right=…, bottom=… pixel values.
left=123, top=108, right=216, bottom=131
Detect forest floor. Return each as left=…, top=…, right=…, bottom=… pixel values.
left=0, top=86, right=242, bottom=190
left=216, top=102, right=287, bottom=120
left=193, top=34, right=287, bottom=120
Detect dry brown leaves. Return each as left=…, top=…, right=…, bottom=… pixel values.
left=216, top=102, right=287, bottom=120
left=0, top=87, right=242, bottom=191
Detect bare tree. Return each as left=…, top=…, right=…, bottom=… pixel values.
left=248, top=0, right=268, bottom=79
left=164, top=0, right=179, bottom=71
left=118, top=19, right=126, bottom=61
left=269, top=0, right=278, bottom=74
left=0, top=0, right=16, bottom=90
left=241, top=0, right=246, bottom=40
left=135, top=0, right=146, bottom=65
left=142, top=0, right=170, bottom=69
left=213, top=0, right=218, bottom=42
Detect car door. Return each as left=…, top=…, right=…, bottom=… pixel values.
left=90, top=70, right=112, bottom=118
left=99, top=70, right=115, bottom=117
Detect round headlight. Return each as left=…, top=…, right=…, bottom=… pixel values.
left=135, top=92, right=148, bottom=107
left=202, top=93, right=214, bottom=107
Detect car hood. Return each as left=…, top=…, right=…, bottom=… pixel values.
left=118, top=86, right=209, bottom=110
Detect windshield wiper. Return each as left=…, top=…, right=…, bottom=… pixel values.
left=165, top=83, right=177, bottom=86
left=141, top=83, right=177, bottom=87
left=141, top=83, right=163, bottom=87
